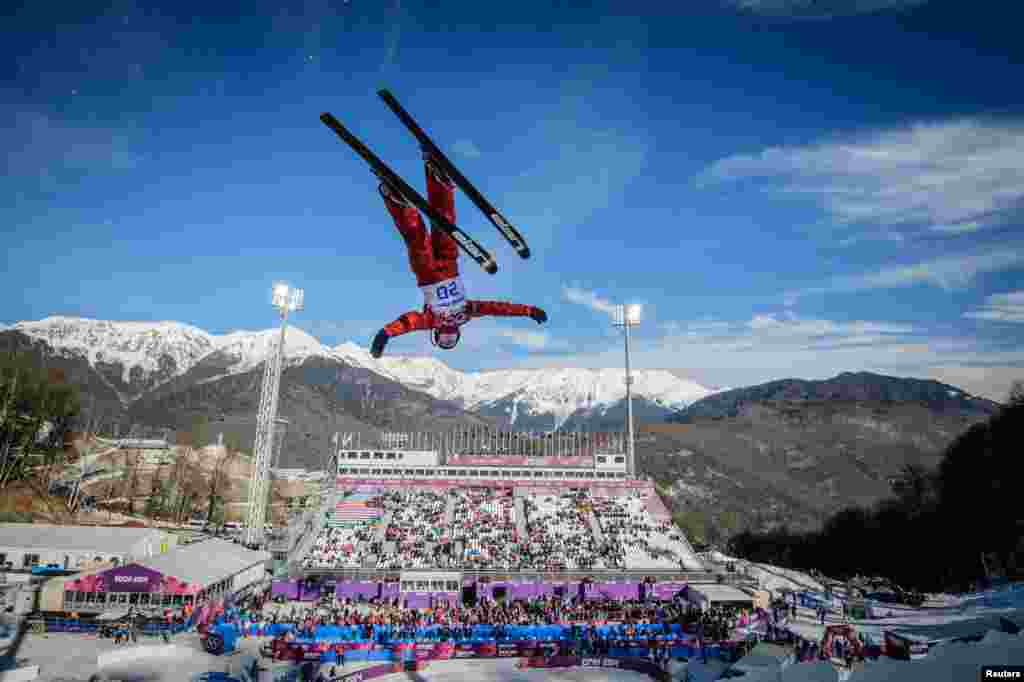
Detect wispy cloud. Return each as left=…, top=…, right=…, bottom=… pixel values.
left=722, top=0, right=930, bottom=20
left=964, top=291, right=1024, bottom=323
left=380, top=0, right=404, bottom=71
left=674, top=312, right=916, bottom=351
left=497, top=330, right=569, bottom=353
left=786, top=248, right=1024, bottom=301
left=7, top=111, right=145, bottom=185
left=698, top=119, right=1024, bottom=240
left=563, top=285, right=649, bottom=323
left=511, top=311, right=1023, bottom=401
left=562, top=286, right=619, bottom=317
left=496, top=88, right=649, bottom=253
left=452, top=139, right=482, bottom=159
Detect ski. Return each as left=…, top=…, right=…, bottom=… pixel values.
left=320, top=112, right=498, bottom=275
left=377, top=89, right=531, bottom=260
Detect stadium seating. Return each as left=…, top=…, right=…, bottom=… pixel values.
left=300, top=487, right=702, bottom=572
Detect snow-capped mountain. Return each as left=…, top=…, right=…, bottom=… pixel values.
left=10, top=317, right=345, bottom=401
left=13, top=317, right=218, bottom=381
left=359, top=359, right=717, bottom=428
left=5, top=317, right=716, bottom=427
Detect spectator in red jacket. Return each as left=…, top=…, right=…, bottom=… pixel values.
left=371, top=154, right=546, bottom=358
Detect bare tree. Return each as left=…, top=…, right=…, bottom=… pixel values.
left=205, top=447, right=237, bottom=525
left=123, top=450, right=141, bottom=516
left=1009, top=381, right=1024, bottom=407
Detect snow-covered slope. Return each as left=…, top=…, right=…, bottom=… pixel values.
left=357, top=352, right=718, bottom=427
left=8, top=317, right=716, bottom=419
left=14, top=317, right=218, bottom=383
left=212, top=327, right=337, bottom=376
left=11, top=317, right=342, bottom=398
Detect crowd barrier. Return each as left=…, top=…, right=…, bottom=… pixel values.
left=237, top=621, right=689, bottom=642
left=264, top=634, right=738, bottom=665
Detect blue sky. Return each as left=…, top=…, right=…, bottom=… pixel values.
left=3, top=0, right=1023, bottom=400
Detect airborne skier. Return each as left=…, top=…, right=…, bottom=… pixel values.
left=370, top=155, right=547, bottom=358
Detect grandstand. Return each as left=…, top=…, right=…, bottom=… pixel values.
left=285, top=429, right=733, bottom=603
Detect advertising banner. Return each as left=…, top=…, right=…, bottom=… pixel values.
left=453, top=643, right=476, bottom=659
left=520, top=656, right=666, bottom=680
left=497, top=643, right=520, bottom=658
left=104, top=564, right=164, bottom=593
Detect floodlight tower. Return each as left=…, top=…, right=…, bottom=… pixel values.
left=244, top=281, right=304, bottom=548
left=614, top=304, right=641, bottom=477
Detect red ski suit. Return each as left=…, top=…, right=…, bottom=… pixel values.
left=378, top=159, right=537, bottom=341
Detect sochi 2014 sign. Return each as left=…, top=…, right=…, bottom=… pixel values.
left=104, top=564, right=163, bottom=593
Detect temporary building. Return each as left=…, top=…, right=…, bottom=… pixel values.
left=42, top=537, right=270, bottom=615
left=686, top=584, right=756, bottom=611
left=0, top=524, right=175, bottom=571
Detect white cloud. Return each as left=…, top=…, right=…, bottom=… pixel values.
left=786, top=248, right=1024, bottom=300
left=698, top=119, right=1024, bottom=239
left=496, top=330, right=568, bottom=352
left=562, top=285, right=620, bottom=318
left=964, top=291, right=1024, bottom=323
left=723, top=0, right=929, bottom=19
left=452, top=139, right=482, bottom=159
left=506, top=311, right=1024, bottom=402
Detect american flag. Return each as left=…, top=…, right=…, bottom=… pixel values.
left=333, top=499, right=382, bottom=521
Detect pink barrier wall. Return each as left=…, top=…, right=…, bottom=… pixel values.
left=335, top=477, right=653, bottom=491
left=446, top=455, right=595, bottom=468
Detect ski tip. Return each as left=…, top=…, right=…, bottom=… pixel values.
left=519, top=247, right=531, bottom=259
left=484, top=260, right=498, bottom=275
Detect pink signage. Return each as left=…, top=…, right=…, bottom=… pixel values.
left=334, top=477, right=653, bottom=491
left=447, top=456, right=527, bottom=466
left=446, top=455, right=595, bottom=468
left=64, top=564, right=201, bottom=594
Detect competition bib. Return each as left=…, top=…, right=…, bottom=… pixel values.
left=421, top=276, right=467, bottom=324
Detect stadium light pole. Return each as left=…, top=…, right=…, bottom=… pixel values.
left=614, top=304, right=641, bottom=477
left=244, top=281, right=304, bottom=549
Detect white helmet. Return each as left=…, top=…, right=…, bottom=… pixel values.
left=432, top=326, right=461, bottom=350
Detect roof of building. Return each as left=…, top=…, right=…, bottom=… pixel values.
left=136, top=537, right=270, bottom=588
left=0, top=524, right=160, bottom=554
left=689, top=583, right=756, bottom=603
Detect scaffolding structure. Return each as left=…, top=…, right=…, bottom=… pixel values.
left=243, top=281, right=303, bottom=548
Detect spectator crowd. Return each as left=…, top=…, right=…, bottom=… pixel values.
left=301, top=487, right=699, bottom=572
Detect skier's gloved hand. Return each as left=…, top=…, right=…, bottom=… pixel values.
left=371, top=330, right=389, bottom=359
left=530, top=307, right=548, bottom=324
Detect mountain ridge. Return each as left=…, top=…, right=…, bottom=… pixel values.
left=6, top=316, right=717, bottom=426
left=2, top=316, right=1002, bottom=534
left=672, top=370, right=1001, bottom=423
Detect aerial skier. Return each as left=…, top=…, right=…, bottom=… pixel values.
left=369, top=155, right=547, bottom=358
